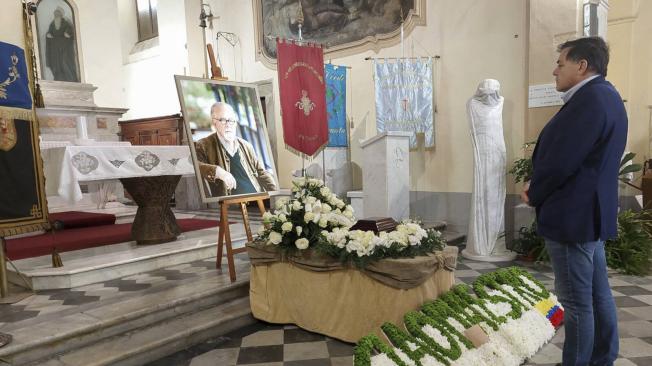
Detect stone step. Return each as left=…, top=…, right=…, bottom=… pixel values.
left=7, top=228, right=249, bottom=290
left=0, top=274, right=251, bottom=366
left=34, top=297, right=253, bottom=366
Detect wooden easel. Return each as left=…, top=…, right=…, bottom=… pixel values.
left=207, top=44, right=227, bottom=81
left=217, top=193, right=268, bottom=282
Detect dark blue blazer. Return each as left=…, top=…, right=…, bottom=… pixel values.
left=529, top=76, right=627, bottom=243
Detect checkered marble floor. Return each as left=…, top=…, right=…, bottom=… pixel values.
left=146, top=257, right=652, bottom=366
left=0, top=255, right=249, bottom=330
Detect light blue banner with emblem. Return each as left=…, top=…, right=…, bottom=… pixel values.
left=374, top=58, right=434, bottom=148
left=325, top=64, right=347, bottom=147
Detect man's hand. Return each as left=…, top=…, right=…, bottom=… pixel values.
left=520, top=181, right=530, bottom=205
left=214, top=166, right=236, bottom=191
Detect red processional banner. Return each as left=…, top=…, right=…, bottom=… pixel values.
left=276, top=39, right=328, bottom=157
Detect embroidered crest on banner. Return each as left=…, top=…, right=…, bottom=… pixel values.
left=109, top=159, right=125, bottom=168
left=295, top=90, right=315, bottom=116
left=0, top=53, right=19, bottom=100
left=71, top=152, right=99, bottom=175
left=135, top=150, right=160, bottom=171
left=0, top=118, right=17, bottom=151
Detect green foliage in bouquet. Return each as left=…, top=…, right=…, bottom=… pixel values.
left=259, top=177, right=353, bottom=254
left=258, top=177, right=447, bottom=268
left=606, top=209, right=652, bottom=276
left=316, top=225, right=446, bottom=268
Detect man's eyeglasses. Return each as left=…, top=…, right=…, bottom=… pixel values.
left=212, top=117, right=238, bottom=126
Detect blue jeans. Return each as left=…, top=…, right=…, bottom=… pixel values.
left=545, top=239, right=619, bottom=366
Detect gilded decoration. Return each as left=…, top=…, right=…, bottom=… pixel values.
left=295, top=90, right=315, bottom=116
left=0, top=53, right=20, bottom=100
left=0, top=118, right=17, bottom=152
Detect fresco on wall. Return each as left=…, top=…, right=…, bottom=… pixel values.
left=255, top=0, right=423, bottom=66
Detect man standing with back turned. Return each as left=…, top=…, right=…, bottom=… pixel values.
left=521, top=37, right=627, bottom=366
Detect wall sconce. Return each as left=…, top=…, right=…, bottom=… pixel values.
left=199, top=3, right=213, bottom=28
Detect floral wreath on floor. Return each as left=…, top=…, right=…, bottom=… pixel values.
left=257, top=177, right=446, bottom=267
left=354, top=267, right=564, bottom=366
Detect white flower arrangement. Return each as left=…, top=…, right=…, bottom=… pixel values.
left=323, top=222, right=430, bottom=258
left=258, top=178, right=445, bottom=263
left=358, top=267, right=563, bottom=366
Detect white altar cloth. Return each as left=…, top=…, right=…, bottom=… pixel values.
left=51, top=146, right=195, bottom=203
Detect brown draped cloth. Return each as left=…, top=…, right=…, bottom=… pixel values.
left=246, top=243, right=458, bottom=342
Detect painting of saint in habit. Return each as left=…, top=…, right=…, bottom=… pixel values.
left=260, top=0, right=415, bottom=59
left=36, top=0, right=81, bottom=82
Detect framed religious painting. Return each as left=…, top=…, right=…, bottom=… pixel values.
left=253, top=0, right=426, bottom=68
left=34, top=0, right=82, bottom=82
left=174, top=76, right=279, bottom=203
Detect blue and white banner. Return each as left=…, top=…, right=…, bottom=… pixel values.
left=325, top=64, right=347, bottom=147
left=374, top=58, right=434, bottom=148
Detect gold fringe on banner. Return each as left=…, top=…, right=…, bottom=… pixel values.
left=0, top=106, right=34, bottom=122
left=0, top=223, right=47, bottom=238
left=283, top=143, right=328, bottom=161
left=22, top=1, right=43, bottom=108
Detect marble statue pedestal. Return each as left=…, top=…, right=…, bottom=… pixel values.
left=461, top=242, right=517, bottom=262
left=360, top=131, right=411, bottom=220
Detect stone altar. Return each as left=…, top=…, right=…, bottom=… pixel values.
left=37, top=80, right=129, bottom=210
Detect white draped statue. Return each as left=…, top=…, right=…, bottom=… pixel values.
left=462, top=79, right=516, bottom=261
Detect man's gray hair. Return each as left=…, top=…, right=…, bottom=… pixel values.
left=210, top=102, right=237, bottom=118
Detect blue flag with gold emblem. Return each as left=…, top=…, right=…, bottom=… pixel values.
left=0, top=41, right=32, bottom=110
left=325, top=64, right=347, bottom=147
left=0, top=41, right=49, bottom=237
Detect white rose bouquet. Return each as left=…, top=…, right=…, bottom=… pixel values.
left=257, top=178, right=446, bottom=267
left=321, top=220, right=446, bottom=267
left=258, top=177, right=354, bottom=251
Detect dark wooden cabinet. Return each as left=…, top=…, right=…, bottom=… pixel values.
left=118, top=114, right=184, bottom=145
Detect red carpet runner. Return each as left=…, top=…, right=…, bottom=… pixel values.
left=6, top=218, right=219, bottom=260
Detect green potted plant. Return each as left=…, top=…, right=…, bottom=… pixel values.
left=508, top=142, right=536, bottom=184
left=509, top=148, right=651, bottom=272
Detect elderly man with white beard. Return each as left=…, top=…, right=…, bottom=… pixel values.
left=195, top=102, right=277, bottom=197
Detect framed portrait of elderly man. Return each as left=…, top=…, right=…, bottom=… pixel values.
left=175, top=76, right=279, bottom=203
